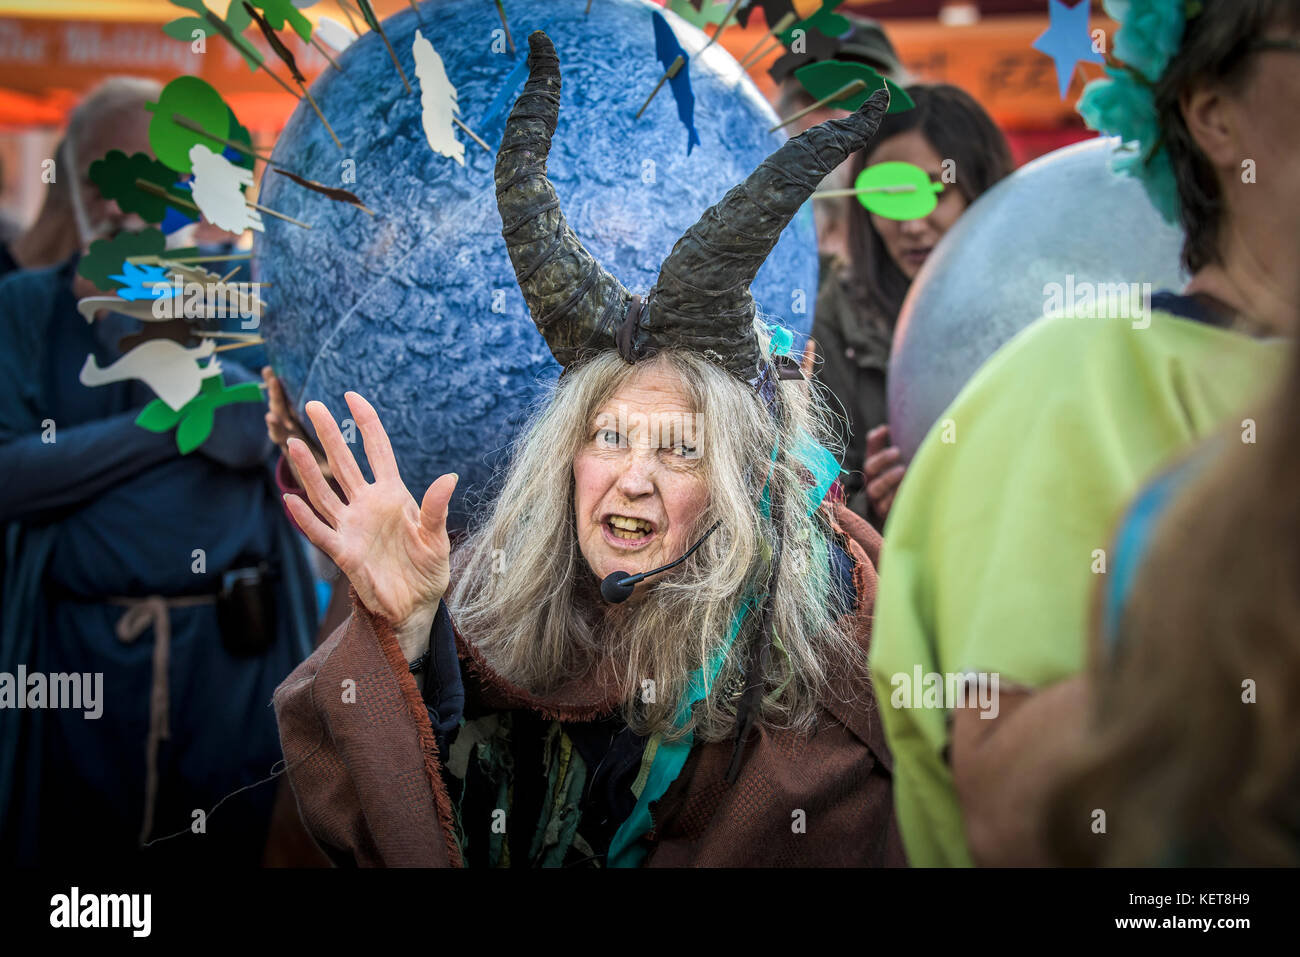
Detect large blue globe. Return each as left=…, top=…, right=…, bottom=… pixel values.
left=256, top=0, right=819, bottom=529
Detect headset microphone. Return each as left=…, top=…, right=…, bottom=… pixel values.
left=599, top=521, right=722, bottom=603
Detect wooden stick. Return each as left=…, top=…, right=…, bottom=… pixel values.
left=702, top=0, right=745, bottom=52
left=769, top=78, right=866, bottom=132
left=636, top=54, right=684, bottom=119
left=196, top=330, right=266, bottom=340
left=374, top=17, right=412, bottom=93
left=248, top=200, right=313, bottom=229
left=138, top=178, right=311, bottom=231
left=812, top=185, right=918, bottom=199
left=739, top=36, right=782, bottom=71
left=300, top=82, right=344, bottom=152
left=135, top=179, right=201, bottom=216
left=218, top=265, right=242, bottom=283
left=213, top=337, right=267, bottom=353
left=407, top=0, right=425, bottom=23
left=172, top=114, right=277, bottom=165
left=310, top=34, right=344, bottom=73
left=452, top=115, right=491, bottom=152
left=128, top=253, right=253, bottom=265
left=737, top=11, right=796, bottom=69
left=494, top=0, right=515, bottom=55
left=585, top=0, right=594, bottom=13
left=335, top=0, right=361, bottom=34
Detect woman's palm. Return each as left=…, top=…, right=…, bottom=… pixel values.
left=284, top=392, right=457, bottom=626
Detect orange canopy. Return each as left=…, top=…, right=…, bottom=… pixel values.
left=0, top=1, right=1112, bottom=134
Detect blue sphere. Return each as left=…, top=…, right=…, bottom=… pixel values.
left=256, top=0, right=818, bottom=529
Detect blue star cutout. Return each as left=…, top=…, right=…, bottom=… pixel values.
left=107, top=261, right=173, bottom=301
left=1032, top=0, right=1104, bottom=100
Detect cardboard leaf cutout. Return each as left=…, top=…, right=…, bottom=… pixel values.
left=247, top=0, right=313, bottom=42
left=119, top=318, right=200, bottom=354
left=136, top=397, right=187, bottom=433
left=355, top=0, right=383, bottom=32
left=854, top=161, right=944, bottom=221
left=78, top=228, right=166, bottom=292
left=244, top=2, right=308, bottom=84
left=412, top=30, right=465, bottom=165
left=137, top=375, right=264, bottom=454
left=793, top=60, right=914, bottom=113
left=735, top=0, right=791, bottom=29
left=779, top=0, right=850, bottom=44
left=272, top=168, right=370, bottom=212
left=147, top=76, right=232, bottom=173
left=176, top=402, right=215, bottom=454
left=88, top=150, right=194, bottom=223
left=651, top=11, right=701, bottom=155
left=668, top=0, right=739, bottom=29
left=168, top=0, right=265, bottom=71
left=162, top=16, right=210, bottom=45
left=188, top=143, right=264, bottom=233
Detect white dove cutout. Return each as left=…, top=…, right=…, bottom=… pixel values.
left=189, top=143, right=264, bottom=234
left=412, top=30, right=465, bottom=166
left=316, top=15, right=357, bottom=53
left=79, top=338, right=223, bottom=412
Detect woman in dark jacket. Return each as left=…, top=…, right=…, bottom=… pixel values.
left=813, top=84, right=1013, bottom=524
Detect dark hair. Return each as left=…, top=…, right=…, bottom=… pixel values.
left=844, top=84, right=1014, bottom=324
left=1046, top=325, right=1300, bottom=866
left=1158, top=0, right=1300, bottom=273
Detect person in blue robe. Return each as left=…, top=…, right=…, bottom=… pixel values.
left=0, top=255, right=317, bottom=865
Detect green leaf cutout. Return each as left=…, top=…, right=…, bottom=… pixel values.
left=793, top=60, right=915, bottom=114
left=853, top=161, right=945, bottom=221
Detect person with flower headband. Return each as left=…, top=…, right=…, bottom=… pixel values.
left=870, top=0, right=1300, bottom=866
left=270, top=32, right=904, bottom=867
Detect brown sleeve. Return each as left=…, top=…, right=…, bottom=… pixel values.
left=272, top=587, right=463, bottom=867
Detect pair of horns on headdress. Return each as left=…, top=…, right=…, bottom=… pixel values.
left=495, top=31, right=890, bottom=388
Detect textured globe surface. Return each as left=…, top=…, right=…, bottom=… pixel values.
left=256, top=0, right=819, bottom=529
left=887, top=136, right=1189, bottom=461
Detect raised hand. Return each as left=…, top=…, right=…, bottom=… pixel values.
left=262, top=366, right=332, bottom=484
left=864, top=424, right=906, bottom=521
left=282, top=392, right=457, bottom=651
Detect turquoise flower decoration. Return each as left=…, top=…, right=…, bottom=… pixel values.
left=1107, top=0, right=1188, bottom=81
left=1077, top=0, right=1194, bottom=225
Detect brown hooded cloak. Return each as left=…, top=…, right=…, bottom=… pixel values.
left=273, top=503, right=903, bottom=867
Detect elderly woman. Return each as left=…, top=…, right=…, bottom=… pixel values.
left=272, top=32, right=903, bottom=868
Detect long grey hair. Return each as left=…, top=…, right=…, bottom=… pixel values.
left=448, top=335, right=867, bottom=742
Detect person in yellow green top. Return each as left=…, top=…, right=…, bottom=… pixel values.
left=870, top=0, right=1300, bottom=866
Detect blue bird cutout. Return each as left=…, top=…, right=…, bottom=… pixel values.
left=1032, top=0, right=1104, bottom=100
left=107, top=261, right=174, bottom=301
left=651, top=10, right=701, bottom=155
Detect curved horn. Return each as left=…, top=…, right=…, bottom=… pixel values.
left=494, top=31, right=631, bottom=368
left=642, top=87, right=893, bottom=380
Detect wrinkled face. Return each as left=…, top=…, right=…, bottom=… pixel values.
left=572, top=363, right=710, bottom=591
left=865, top=128, right=969, bottom=279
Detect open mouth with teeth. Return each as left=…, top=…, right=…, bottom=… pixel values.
left=606, top=515, right=654, bottom=540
